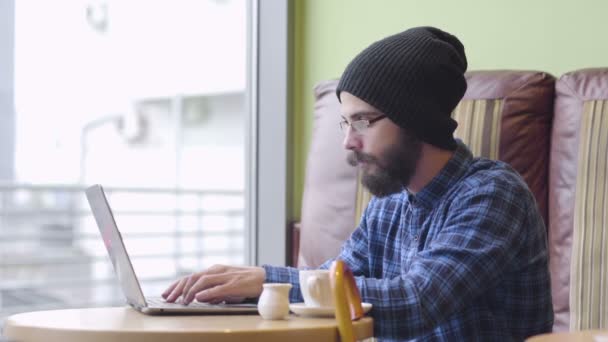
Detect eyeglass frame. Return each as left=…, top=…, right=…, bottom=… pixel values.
left=339, top=115, right=387, bottom=134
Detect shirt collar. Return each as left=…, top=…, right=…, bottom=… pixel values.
left=407, top=139, right=473, bottom=209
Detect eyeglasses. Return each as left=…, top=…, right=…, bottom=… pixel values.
left=339, top=115, right=387, bottom=134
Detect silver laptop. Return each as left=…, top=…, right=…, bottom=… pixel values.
left=85, top=184, right=258, bottom=314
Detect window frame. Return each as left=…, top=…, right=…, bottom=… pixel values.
left=247, top=0, right=292, bottom=266
left=0, top=0, right=15, bottom=182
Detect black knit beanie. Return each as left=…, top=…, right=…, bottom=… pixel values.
left=336, top=26, right=467, bottom=151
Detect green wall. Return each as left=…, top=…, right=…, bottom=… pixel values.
left=290, top=0, right=608, bottom=219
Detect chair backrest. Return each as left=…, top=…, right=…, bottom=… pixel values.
left=453, top=70, right=555, bottom=224
left=549, top=68, right=608, bottom=331
left=298, top=80, right=358, bottom=268
left=356, top=70, right=555, bottom=224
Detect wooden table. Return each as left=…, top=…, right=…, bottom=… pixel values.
left=2, top=307, right=374, bottom=342
left=527, top=330, right=608, bottom=342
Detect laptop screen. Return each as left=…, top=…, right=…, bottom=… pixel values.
left=85, top=184, right=148, bottom=309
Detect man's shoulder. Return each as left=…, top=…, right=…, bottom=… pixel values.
left=444, top=157, right=539, bottom=216
left=460, top=157, right=530, bottom=195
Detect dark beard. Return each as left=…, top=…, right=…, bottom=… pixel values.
left=347, top=131, right=421, bottom=197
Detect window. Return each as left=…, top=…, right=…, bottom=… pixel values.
left=0, top=0, right=295, bottom=325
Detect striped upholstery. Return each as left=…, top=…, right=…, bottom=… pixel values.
left=569, top=99, right=608, bottom=330
left=452, top=99, right=503, bottom=160
left=550, top=68, right=608, bottom=331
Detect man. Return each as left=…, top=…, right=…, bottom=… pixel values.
left=163, top=27, right=554, bottom=340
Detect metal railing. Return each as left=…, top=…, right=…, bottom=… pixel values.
left=0, top=183, right=245, bottom=326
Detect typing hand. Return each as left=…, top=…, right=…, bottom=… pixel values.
left=161, top=265, right=266, bottom=305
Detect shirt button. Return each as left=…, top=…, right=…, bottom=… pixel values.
left=413, top=235, right=419, bottom=241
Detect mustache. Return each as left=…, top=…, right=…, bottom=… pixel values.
left=347, top=151, right=378, bottom=167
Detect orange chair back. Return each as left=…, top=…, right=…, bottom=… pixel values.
left=330, top=259, right=364, bottom=342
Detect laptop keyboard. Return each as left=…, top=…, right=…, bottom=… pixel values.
left=146, top=297, right=256, bottom=309
left=147, top=297, right=216, bottom=308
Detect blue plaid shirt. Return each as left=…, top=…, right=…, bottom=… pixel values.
left=264, top=141, right=553, bottom=341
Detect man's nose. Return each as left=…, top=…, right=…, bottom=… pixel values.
left=343, top=128, right=362, bottom=151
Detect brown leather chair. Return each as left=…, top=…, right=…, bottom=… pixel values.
left=453, top=70, right=555, bottom=225
left=296, top=70, right=555, bottom=268
left=549, top=68, right=608, bottom=331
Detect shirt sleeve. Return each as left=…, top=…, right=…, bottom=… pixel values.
left=351, top=182, right=531, bottom=339
left=262, top=264, right=304, bottom=302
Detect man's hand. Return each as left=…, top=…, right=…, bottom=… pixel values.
left=161, top=265, right=266, bottom=305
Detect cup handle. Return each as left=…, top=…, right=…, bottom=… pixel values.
left=307, top=276, right=322, bottom=302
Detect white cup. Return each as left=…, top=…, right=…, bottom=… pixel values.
left=299, top=270, right=334, bottom=308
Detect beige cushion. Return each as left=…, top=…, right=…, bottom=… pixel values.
left=298, top=80, right=358, bottom=268
left=550, top=68, right=608, bottom=331
left=452, top=99, right=503, bottom=160
left=568, top=98, right=608, bottom=330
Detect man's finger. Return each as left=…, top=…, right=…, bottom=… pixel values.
left=180, top=274, right=198, bottom=304
left=166, top=278, right=187, bottom=303
left=184, top=273, right=231, bottom=304
left=194, top=282, right=235, bottom=303
left=162, top=279, right=180, bottom=299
